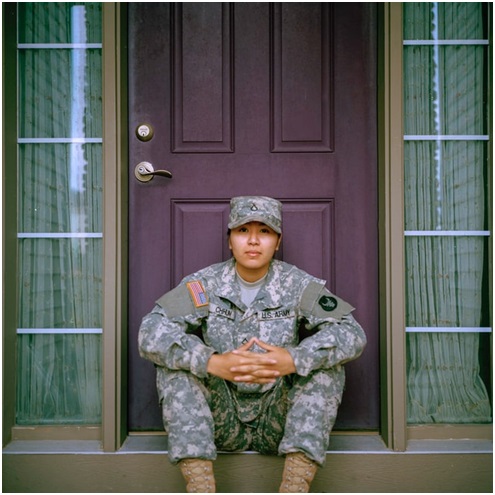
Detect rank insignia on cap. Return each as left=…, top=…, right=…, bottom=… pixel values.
left=318, top=295, right=338, bottom=312
left=186, top=281, right=209, bottom=307
left=251, top=203, right=259, bottom=211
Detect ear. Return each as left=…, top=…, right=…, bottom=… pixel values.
left=275, top=234, right=282, bottom=251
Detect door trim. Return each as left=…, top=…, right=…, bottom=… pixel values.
left=377, top=2, right=406, bottom=451
left=102, top=2, right=129, bottom=452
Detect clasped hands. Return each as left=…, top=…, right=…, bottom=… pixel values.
left=206, top=337, right=296, bottom=384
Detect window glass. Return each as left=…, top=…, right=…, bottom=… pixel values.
left=16, top=334, right=102, bottom=425
left=18, top=49, right=102, bottom=138
left=18, top=144, right=103, bottom=233
left=18, top=3, right=102, bottom=44
left=404, top=141, right=486, bottom=231
left=18, top=239, right=102, bottom=329
left=403, top=46, right=485, bottom=135
left=403, top=2, right=486, bottom=40
left=16, top=3, right=102, bottom=425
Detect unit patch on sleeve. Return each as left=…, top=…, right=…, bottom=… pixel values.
left=300, top=281, right=355, bottom=320
left=186, top=280, right=209, bottom=308
left=318, top=295, right=338, bottom=312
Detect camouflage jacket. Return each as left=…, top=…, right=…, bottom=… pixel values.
left=138, top=258, right=366, bottom=393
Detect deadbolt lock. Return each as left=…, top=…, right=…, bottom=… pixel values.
left=135, top=123, right=154, bottom=142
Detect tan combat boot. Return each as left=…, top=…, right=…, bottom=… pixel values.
left=279, top=452, right=318, bottom=493
left=179, top=458, right=216, bottom=493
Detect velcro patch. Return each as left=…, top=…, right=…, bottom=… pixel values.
left=258, top=308, right=296, bottom=320
left=186, top=280, right=209, bottom=308
left=209, top=303, right=235, bottom=320
left=300, top=281, right=354, bottom=321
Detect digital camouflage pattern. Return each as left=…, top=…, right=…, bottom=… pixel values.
left=228, top=196, right=283, bottom=233
left=138, top=258, right=366, bottom=465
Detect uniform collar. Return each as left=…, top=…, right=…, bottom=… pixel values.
left=214, top=259, right=243, bottom=308
left=215, top=258, right=283, bottom=310
left=252, top=260, right=283, bottom=309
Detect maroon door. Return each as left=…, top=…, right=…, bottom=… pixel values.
left=128, top=3, right=379, bottom=430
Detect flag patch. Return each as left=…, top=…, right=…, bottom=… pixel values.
left=186, top=281, right=209, bottom=308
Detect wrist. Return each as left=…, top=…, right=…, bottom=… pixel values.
left=206, top=353, right=219, bottom=375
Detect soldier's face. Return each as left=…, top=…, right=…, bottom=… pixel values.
left=229, top=221, right=281, bottom=281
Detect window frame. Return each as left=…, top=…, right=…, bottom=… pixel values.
left=3, top=0, right=19, bottom=446
left=401, top=1, right=493, bottom=435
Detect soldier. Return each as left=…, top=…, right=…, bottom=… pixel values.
left=138, top=196, right=366, bottom=493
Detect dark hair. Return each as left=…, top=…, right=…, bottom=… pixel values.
left=227, top=228, right=281, bottom=238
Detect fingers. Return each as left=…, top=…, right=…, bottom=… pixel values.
left=252, top=338, right=277, bottom=352
left=227, top=338, right=288, bottom=384
left=230, top=356, right=280, bottom=384
left=230, top=363, right=279, bottom=374
left=231, top=351, right=276, bottom=363
left=233, top=337, right=277, bottom=353
left=234, top=337, right=257, bottom=353
left=232, top=368, right=280, bottom=384
left=207, top=344, right=287, bottom=384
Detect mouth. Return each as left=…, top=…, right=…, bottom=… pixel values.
left=246, top=251, right=261, bottom=256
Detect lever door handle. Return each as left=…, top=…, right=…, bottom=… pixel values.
left=134, top=161, right=173, bottom=182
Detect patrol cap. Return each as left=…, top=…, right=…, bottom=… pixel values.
left=228, top=196, right=282, bottom=234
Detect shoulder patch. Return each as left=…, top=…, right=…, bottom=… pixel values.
left=301, top=281, right=354, bottom=320
left=156, top=282, right=207, bottom=318
left=186, top=280, right=209, bottom=308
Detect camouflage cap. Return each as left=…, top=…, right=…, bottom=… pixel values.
left=228, top=196, right=282, bottom=233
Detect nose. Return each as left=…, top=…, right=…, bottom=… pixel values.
left=247, top=231, right=260, bottom=244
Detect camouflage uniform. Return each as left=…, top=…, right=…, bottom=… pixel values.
left=138, top=257, right=366, bottom=466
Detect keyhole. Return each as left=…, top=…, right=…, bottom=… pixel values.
left=136, top=123, right=154, bottom=142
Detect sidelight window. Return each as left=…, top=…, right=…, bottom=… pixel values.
left=16, top=3, right=103, bottom=425
left=403, top=2, right=491, bottom=424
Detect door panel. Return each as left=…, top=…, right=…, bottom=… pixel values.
left=128, top=3, right=379, bottom=430
left=172, top=3, right=233, bottom=152
left=271, top=3, right=333, bottom=152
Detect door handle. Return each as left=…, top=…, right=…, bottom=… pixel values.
left=134, top=161, right=173, bottom=182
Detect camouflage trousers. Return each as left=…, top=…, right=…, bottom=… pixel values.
left=156, top=366, right=345, bottom=466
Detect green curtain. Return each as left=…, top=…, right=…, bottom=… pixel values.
left=16, top=3, right=103, bottom=425
left=403, top=3, right=491, bottom=423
